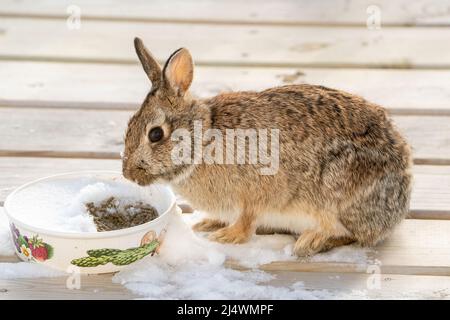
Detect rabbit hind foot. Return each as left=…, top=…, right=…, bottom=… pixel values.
left=294, top=230, right=355, bottom=257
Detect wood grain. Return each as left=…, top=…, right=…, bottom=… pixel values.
left=1, top=0, right=449, bottom=26
left=1, top=18, right=450, bottom=68
left=2, top=61, right=450, bottom=114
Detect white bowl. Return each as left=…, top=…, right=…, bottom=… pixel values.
left=4, top=171, right=179, bottom=274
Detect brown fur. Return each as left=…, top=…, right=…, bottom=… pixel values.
left=123, top=38, right=413, bottom=256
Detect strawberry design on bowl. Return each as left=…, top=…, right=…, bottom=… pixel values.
left=10, top=224, right=54, bottom=262
left=28, top=235, right=53, bottom=261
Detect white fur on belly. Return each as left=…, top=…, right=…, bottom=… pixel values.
left=211, top=210, right=318, bottom=234
left=257, top=211, right=318, bottom=233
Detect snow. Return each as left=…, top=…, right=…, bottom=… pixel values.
left=182, top=212, right=296, bottom=268
left=6, top=176, right=159, bottom=233
left=0, top=262, right=64, bottom=279
left=118, top=263, right=329, bottom=299
left=112, top=212, right=370, bottom=299
left=113, top=214, right=303, bottom=299
left=0, top=211, right=15, bottom=256
left=0, top=204, right=373, bottom=299
left=0, top=205, right=374, bottom=298
left=311, top=245, right=369, bottom=264
left=2, top=209, right=446, bottom=299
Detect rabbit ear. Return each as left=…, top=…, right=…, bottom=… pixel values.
left=162, top=48, right=194, bottom=96
left=134, top=37, right=162, bottom=89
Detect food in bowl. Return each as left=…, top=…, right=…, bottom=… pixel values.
left=4, top=171, right=179, bottom=274
left=85, top=196, right=159, bottom=231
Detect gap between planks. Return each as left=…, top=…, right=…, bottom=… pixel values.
left=0, top=151, right=448, bottom=167
left=4, top=56, right=450, bottom=70
left=0, top=160, right=449, bottom=218
left=0, top=108, right=449, bottom=164
left=1, top=219, right=450, bottom=278
left=227, top=261, right=450, bottom=277
left=3, top=100, right=450, bottom=117
left=2, top=12, right=447, bottom=28
left=0, top=202, right=446, bottom=220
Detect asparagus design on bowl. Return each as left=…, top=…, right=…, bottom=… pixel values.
left=71, top=229, right=166, bottom=267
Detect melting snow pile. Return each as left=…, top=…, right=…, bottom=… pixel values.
left=112, top=212, right=370, bottom=299
left=0, top=262, right=65, bottom=279
left=0, top=212, right=15, bottom=256
left=0, top=199, right=373, bottom=299
left=1, top=208, right=449, bottom=299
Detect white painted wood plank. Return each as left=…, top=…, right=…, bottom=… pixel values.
left=411, top=166, right=450, bottom=213
left=1, top=18, right=450, bottom=68
left=1, top=0, right=449, bottom=26
left=0, top=274, right=138, bottom=299
left=0, top=158, right=448, bottom=216
left=2, top=62, right=450, bottom=114
left=394, top=116, right=450, bottom=164
left=267, top=272, right=450, bottom=299
left=0, top=157, right=121, bottom=202
left=0, top=107, right=128, bottom=155
left=0, top=108, right=449, bottom=163
left=233, top=219, right=450, bottom=276
left=1, top=272, right=449, bottom=299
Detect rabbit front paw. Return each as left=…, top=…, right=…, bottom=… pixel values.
left=192, top=219, right=227, bottom=232
left=209, top=226, right=251, bottom=244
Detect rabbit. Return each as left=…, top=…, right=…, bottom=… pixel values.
left=122, top=37, right=413, bottom=256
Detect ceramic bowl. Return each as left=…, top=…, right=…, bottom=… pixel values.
left=4, top=171, right=179, bottom=274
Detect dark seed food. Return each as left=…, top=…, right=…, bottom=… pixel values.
left=85, top=196, right=159, bottom=231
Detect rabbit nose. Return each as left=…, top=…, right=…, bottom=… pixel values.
left=122, top=168, right=128, bottom=179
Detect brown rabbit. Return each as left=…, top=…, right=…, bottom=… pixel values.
left=123, top=38, right=413, bottom=256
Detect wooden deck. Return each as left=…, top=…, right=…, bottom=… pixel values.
left=0, top=0, right=450, bottom=299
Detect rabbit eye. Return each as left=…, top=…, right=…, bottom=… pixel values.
left=148, top=126, right=164, bottom=142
